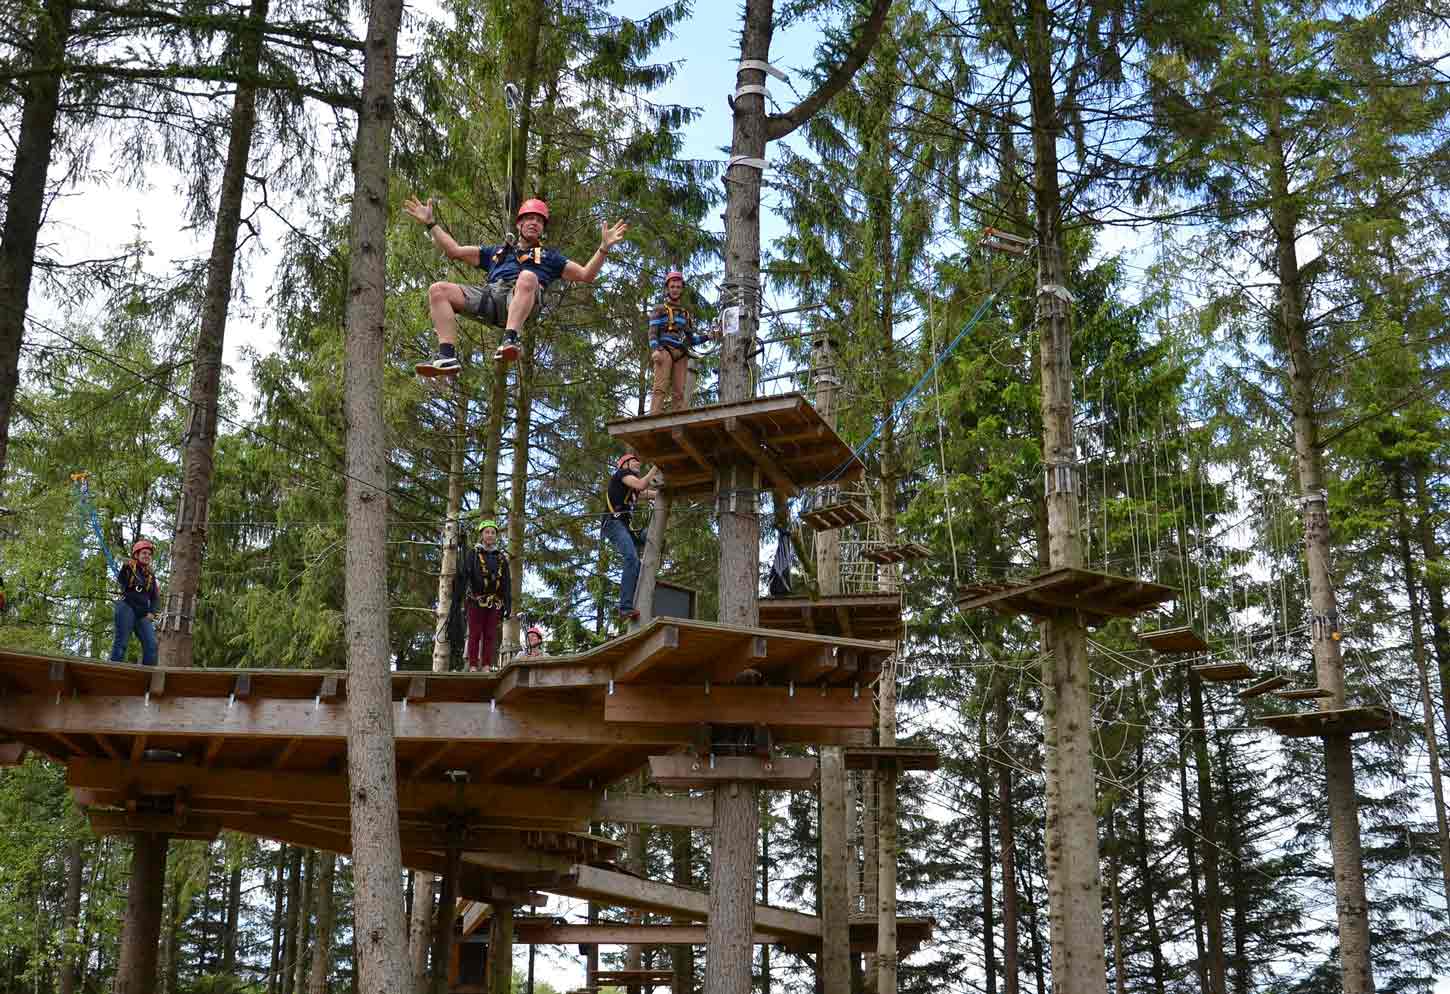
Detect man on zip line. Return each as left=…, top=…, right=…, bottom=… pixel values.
left=404, top=196, right=628, bottom=373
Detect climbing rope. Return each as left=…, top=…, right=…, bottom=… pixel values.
left=70, top=473, right=119, bottom=578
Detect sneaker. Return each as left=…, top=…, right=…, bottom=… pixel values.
left=415, top=353, right=460, bottom=377
left=494, top=332, right=521, bottom=362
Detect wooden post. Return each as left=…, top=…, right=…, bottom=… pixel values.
left=487, top=903, right=514, bottom=994
left=409, top=872, right=435, bottom=994
left=876, top=662, right=898, bottom=994
left=707, top=781, right=760, bottom=994
left=113, top=833, right=170, bottom=994
left=431, top=842, right=461, bottom=994
left=632, top=491, right=672, bottom=630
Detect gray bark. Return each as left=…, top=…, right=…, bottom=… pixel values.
left=61, top=837, right=83, bottom=994
left=113, top=834, right=169, bottom=994
left=341, top=0, right=411, bottom=991
left=308, top=853, right=338, bottom=994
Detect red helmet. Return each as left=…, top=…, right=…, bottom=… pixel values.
left=666, top=270, right=684, bottom=285
left=517, top=198, right=550, bottom=223
left=131, top=540, right=155, bottom=556
left=526, top=626, right=543, bottom=639
left=617, top=453, right=640, bottom=469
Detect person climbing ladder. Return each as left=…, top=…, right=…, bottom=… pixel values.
left=602, top=453, right=661, bottom=621
left=403, top=196, right=629, bottom=373
left=647, top=270, right=717, bottom=414
left=111, top=539, right=160, bottom=666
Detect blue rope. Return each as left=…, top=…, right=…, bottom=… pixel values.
left=73, top=476, right=120, bottom=578
left=824, top=285, right=1003, bottom=482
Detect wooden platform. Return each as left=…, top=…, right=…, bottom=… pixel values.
left=511, top=916, right=932, bottom=954
left=757, top=592, right=904, bottom=641
left=1136, top=626, right=1208, bottom=654
left=605, top=393, right=864, bottom=498
left=1257, top=706, right=1396, bottom=739
left=1193, top=661, right=1256, bottom=682
left=842, top=745, right=939, bottom=772
left=800, top=500, right=872, bottom=531
left=1274, top=687, right=1334, bottom=701
left=590, top=969, right=674, bottom=988
left=862, top=542, right=931, bottom=565
left=1238, top=674, right=1291, bottom=699
left=955, top=568, right=1176, bottom=624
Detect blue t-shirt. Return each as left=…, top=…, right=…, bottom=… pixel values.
left=478, top=244, right=569, bottom=287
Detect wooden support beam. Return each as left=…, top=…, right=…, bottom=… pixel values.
left=708, top=637, right=768, bottom=683
left=723, top=417, right=798, bottom=496
left=231, top=674, right=251, bottom=700
left=273, top=739, right=303, bottom=770
left=591, top=793, right=713, bottom=829
left=148, top=671, right=166, bottom=697
left=545, top=746, right=613, bottom=787
left=66, top=759, right=597, bottom=827
left=86, top=809, right=221, bottom=841
left=670, top=428, right=712, bottom=476
left=92, top=734, right=123, bottom=760
left=614, top=624, right=682, bottom=683
left=318, top=675, right=342, bottom=700
left=409, top=742, right=454, bottom=779
left=129, top=735, right=147, bottom=764
left=405, top=676, right=428, bottom=703
left=604, top=685, right=872, bottom=729
left=48, top=661, right=71, bottom=696
left=649, top=755, right=817, bottom=789
left=202, top=737, right=226, bottom=767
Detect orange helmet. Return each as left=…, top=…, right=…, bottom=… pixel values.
left=131, top=539, right=155, bottom=556
left=526, top=626, right=543, bottom=639
left=666, top=270, right=684, bottom=285
left=617, top=453, right=640, bottom=470
left=517, top=198, right=550, bottom=223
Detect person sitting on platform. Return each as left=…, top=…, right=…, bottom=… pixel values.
left=648, top=270, right=716, bottom=414
left=403, top=195, right=629, bottom=373
left=602, top=453, right=661, bottom=622
left=111, top=539, right=160, bottom=666
left=518, top=625, right=545, bottom=658
left=454, top=516, right=512, bottom=671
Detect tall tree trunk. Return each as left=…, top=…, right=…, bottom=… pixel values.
left=61, top=838, right=83, bottom=994
left=707, top=785, right=760, bottom=994
left=432, top=389, right=468, bottom=672
left=158, top=864, right=180, bottom=994
left=269, top=847, right=286, bottom=994
left=979, top=710, right=997, bottom=994
left=409, top=872, right=434, bottom=994
left=294, top=850, right=318, bottom=994
left=487, top=904, right=514, bottom=994
left=1393, top=474, right=1450, bottom=909
left=626, top=809, right=646, bottom=994
left=671, top=827, right=695, bottom=994
left=1214, top=728, right=1248, bottom=994
left=1019, top=857, right=1047, bottom=994
left=1134, top=739, right=1167, bottom=994
left=760, top=796, right=771, bottom=994
left=503, top=349, right=534, bottom=652
left=157, top=0, right=270, bottom=665
left=0, top=0, right=73, bottom=484
left=114, top=834, right=170, bottom=994
left=282, top=847, right=304, bottom=994
left=1187, top=672, right=1227, bottom=994
left=1176, top=679, right=1209, bottom=991
left=1413, top=464, right=1450, bottom=744
left=222, top=860, right=243, bottom=980
left=340, top=0, right=410, bottom=991
left=995, top=684, right=1020, bottom=994
left=309, top=854, right=338, bottom=994
left=1108, top=819, right=1125, bottom=994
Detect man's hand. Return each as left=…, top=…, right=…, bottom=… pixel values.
left=600, top=219, right=629, bottom=251
left=642, top=488, right=659, bottom=501
left=403, top=196, right=436, bottom=226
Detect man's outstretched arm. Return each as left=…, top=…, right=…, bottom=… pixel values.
left=562, top=219, right=629, bottom=283
left=403, top=196, right=481, bottom=265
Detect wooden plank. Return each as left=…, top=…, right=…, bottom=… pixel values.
left=148, top=671, right=166, bottom=697
left=273, top=739, right=303, bottom=770
left=318, top=675, right=342, bottom=700
left=409, top=742, right=454, bottom=779
left=603, top=685, right=873, bottom=728
left=1274, top=687, right=1335, bottom=701
left=613, top=624, right=681, bottom=683
left=724, top=417, right=798, bottom=496
left=1239, top=674, right=1291, bottom=699
left=670, top=427, right=712, bottom=476
left=648, top=755, right=818, bottom=789
left=1136, top=626, right=1209, bottom=654
left=1257, top=706, right=1396, bottom=739
left=707, top=636, right=768, bottom=684
left=202, top=737, right=227, bottom=767
left=590, top=793, right=713, bottom=829
left=1194, top=661, right=1255, bottom=682
left=842, top=745, right=940, bottom=772
left=86, top=809, right=221, bottom=841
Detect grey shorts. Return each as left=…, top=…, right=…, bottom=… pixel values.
left=461, top=281, right=543, bottom=328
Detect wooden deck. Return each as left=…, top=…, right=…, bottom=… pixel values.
left=862, top=542, right=931, bottom=565
left=1257, top=706, right=1396, bottom=739
left=956, top=568, right=1176, bottom=624
left=800, top=500, right=872, bottom=531
left=757, top=592, right=904, bottom=641
left=510, top=916, right=933, bottom=954
left=605, top=393, right=864, bottom=497
left=842, top=744, right=940, bottom=772
left=1136, top=626, right=1209, bottom=654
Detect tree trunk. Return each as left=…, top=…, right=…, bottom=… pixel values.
left=431, top=845, right=461, bottom=994
left=1214, top=727, right=1248, bottom=994
left=813, top=336, right=841, bottom=595
left=114, top=834, right=170, bottom=994
left=1108, top=820, right=1125, bottom=994
left=671, top=827, right=695, bottom=994
left=487, top=904, right=514, bottom=994
left=61, top=837, right=83, bottom=994
left=432, top=388, right=469, bottom=672
left=222, top=860, right=243, bottom=979
left=1393, top=476, right=1450, bottom=910
left=294, top=850, right=318, bottom=994
left=760, top=796, right=771, bottom=994
left=1175, top=679, right=1209, bottom=991
left=1187, top=671, right=1227, bottom=994
left=1413, top=464, right=1450, bottom=745
left=309, top=854, right=338, bottom=994
left=876, top=658, right=898, bottom=994
left=409, top=872, right=434, bottom=994
left=819, top=747, right=851, bottom=993
left=995, top=685, right=1020, bottom=994
left=1134, top=739, right=1167, bottom=994
left=282, top=847, right=304, bottom=994
left=1019, top=856, right=1047, bottom=994
left=157, top=0, right=270, bottom=665
left=503, top=350, right=534, bottom=652
left=626, top=811, right=646, bottom=994
left=269, top=847, right=286, bottom=994
left=159, top=865, right=180, bottom=994
left=860, top=769, right=878, bottom=994
left=706, top=785, right=760, bottom=994
left=979, top=710, right=997, bottom=994
left=340, top=0, right=410, bottom=992
left=0, top=0, right=73, bottom=484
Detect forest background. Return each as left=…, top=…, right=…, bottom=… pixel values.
left=1, top=0, right=1448, bottom=992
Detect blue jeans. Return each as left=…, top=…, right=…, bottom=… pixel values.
left=111, top=601, right=158, bottom=666
left=602, top=516, right=644, bottom=612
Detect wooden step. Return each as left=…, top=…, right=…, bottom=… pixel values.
left=957, top=567, right=1176, bottom=625
left=1193, top=661, right=1256, bottom=682
left=1136, top=626, right=1208, bottom=654
left=1239, top=674, right=1292, bottom=699
left=800, top=500, right=872, bottom=531
left=1274, top=686, right=1334, bottom=701
left=862, top=542, right=931, bottom=565
left=1257, top=706, right=1396, bottom=739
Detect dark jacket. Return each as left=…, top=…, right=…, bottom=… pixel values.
left=457, top=544, right=512, bottom=615
left=117, top=561, right=159, bottom=615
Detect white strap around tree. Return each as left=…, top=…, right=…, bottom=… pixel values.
left=738, top=58, right=788, bottom=81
